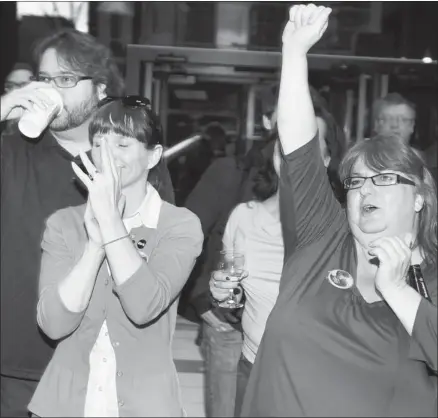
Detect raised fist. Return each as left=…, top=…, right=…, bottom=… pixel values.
left=282, top=4, right=332, bottom=54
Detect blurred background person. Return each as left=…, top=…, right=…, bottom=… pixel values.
left=181, top=132, right=267, bottom=417
left=1, top=62, right=33, bottom=134
left=174, top=122, right=228, bottom=205
left=208, top=140, right=283, bottom=417
left=3, top=62, right=33, bottom=93
left=372, top=92, right=416, bottom=145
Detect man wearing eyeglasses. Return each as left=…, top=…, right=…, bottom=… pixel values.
left=372, top=92, right=416, bottom=145
left=0, top=29, right=173, bottom=417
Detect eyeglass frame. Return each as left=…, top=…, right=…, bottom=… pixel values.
left=376, top=116, right=415, bottom=126
left=343, top=173, right=416, bottom=190
left=31, top=74, right=93, bottom=88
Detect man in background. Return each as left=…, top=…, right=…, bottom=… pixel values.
left=1, top=29, right=173, bottom=417
left=371, top=92, right=416, bottom=144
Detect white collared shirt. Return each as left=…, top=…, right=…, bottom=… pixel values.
left=84, top=183, right=162, bottom=417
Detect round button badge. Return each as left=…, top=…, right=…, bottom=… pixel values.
left=326, top=269, right=354, bottom=289
left=137, top=239, right=146, bottom=249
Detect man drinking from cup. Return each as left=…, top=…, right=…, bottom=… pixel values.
left=0, top=29, right=173, bottom=417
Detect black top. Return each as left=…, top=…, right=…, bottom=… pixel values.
left=241, top=136, right=437, bottom=417
left=1, top=127, right=88, bottom=379
left=0, top=125, right=175, bottom=380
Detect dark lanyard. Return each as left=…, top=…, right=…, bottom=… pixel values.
left=408, top=265, right=432, bottom=302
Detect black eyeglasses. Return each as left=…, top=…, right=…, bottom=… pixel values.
left=343, top=173, right=416, bottom=190
left=98, top=95, right=152, bottom=110
left=31, top=74, right=92, bottom=88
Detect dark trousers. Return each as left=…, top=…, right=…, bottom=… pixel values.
left=234, top=354, right=253, bottom=417
left=0, top=375, right=38, bottom=417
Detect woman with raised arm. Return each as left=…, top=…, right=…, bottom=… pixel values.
left=218, top=4, right=437, bottom=417
left=28, top=97, right=203, bottom=417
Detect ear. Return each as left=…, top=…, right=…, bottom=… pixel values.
left=147, top=145, right=163, bottom=170
left=414, top=193, right=424, bottom=212
left=97, top=83, right=107, bottom=101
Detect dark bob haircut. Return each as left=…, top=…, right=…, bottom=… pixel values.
left=89, top=100, right=165, bottom=192
left=89, top=100, right=163, bottom=148
left=339, top=134, right=437, bottom=267
left=33, top=29, right=124, bottom=97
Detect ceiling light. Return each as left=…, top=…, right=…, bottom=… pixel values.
left=422, top=49, right=432, bottom=64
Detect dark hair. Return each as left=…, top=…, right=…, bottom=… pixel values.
left=310, top=86, right=347, bottom=204
left=89, top=100, right=162, bottom=147
left=372, top=92, right=416, bottom=121
left=339, top=135, right=437, bottom=267
left=89, top=100, right=164, bottom=190
left=8, top=62, right=33, bottom=74
left=204, top=122, right=226, bottom=140
left=204, top=122, right=227, bottom=154
left=33, top=29, right=124, bottom=96
left=252, top=139, right=278, bottom=202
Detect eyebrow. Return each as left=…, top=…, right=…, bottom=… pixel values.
left=38, top=71, right=78, bottom=76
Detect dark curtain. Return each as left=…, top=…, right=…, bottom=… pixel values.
left=0, top=2, right=18, bottom=92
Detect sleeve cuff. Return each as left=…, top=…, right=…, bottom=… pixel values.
left=408, top=297, right=437, bottom=370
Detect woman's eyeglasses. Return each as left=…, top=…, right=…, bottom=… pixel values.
left=343, top=173, right=416, bottom=190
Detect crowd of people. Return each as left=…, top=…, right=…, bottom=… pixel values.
left=0, top=3, right=436, bottom=418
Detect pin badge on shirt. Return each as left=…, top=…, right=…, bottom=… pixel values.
left=326, top=269, right=354, bottom=289
left=137, top=239, right=146, bottom=249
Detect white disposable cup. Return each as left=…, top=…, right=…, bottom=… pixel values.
left=18, top=88, right=63, bottom=138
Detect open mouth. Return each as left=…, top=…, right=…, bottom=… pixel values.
left=362, top=204, right=378, bottom=214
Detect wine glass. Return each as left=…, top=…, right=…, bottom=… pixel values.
left=216, top=250, right=248, bottom=308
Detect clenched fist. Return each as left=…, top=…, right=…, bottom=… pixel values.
left=282, top=4, right=332, bottom=55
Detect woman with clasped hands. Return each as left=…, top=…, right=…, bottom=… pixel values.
left=28, top=97, right=203, bottom=417
left=238, top=5, right=437, bottom=417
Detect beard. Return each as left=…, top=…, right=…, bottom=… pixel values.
left=49, top=93, right=100, bottom=132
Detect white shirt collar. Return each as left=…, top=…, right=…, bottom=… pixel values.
left=123, top=183, right=162, bottom=231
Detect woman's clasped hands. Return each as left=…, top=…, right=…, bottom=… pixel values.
left=71, top=138, right=126, bottom=247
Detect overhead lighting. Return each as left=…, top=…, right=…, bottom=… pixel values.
left=97, top=2, right=134, bottom=16
left=174, top=90, right=208, bottom=101
left=422, top=49, right=432, bottom=64
left=168, top=75, right=197, bottom=85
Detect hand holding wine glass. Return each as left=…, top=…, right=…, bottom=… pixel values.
left=209, top=250, right=248, bottom=308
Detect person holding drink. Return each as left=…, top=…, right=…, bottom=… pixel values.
left=209, top=140, right=285, bottom=416
left=236, top=4, right=437, bottom=417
